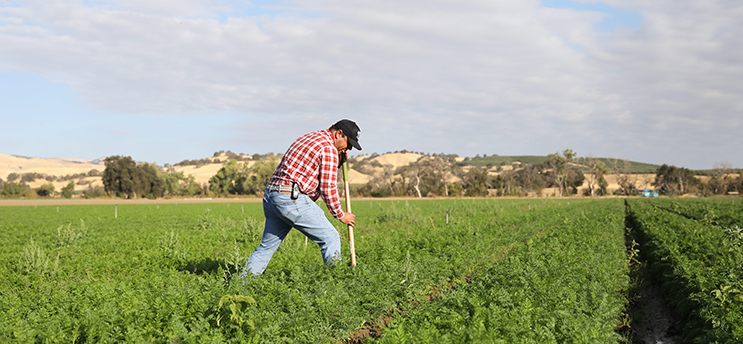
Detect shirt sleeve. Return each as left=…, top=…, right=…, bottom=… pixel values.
left=318, top=146, right=345, bottom=220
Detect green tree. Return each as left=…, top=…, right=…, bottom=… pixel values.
left=609, top=157, right=636, bottom=196
left=209, top=160, right=244, bottom=195
left=708, top=162, right=733, bottom=195
left=103, top=155, right=137, bottom=197
left=364, top=165, right=399, bottom=197
left=514, top=165, right=545, bottom=196
left=421, top=156, right=460, bottom=197
left=61, top=181, right=75, bottom=198
left=653, top=164, right=698, bottom=195
left=566, top=169, right=585, bottom=195
left=547, top=149, right=576, bottom=197
left=84, top=185, right=106, bottom=199
left=394, top=156, right=461, bottom=198
left=103, top=156, right=164, bottom=199
left=2, top=182, right=28, bottom=198
left=182, top=175, right=203, bottom=196
left=133, top=163, right=164, bottom=199
left=161, top=170, right=203, bottom=197
left=36, top=183, right=55, bottom=197
left=492, top=170, right=518, bottom=196
left=584, top=155, right=610, bottom=196
left=463, top=167, right=490, bottom=197
left=6, top=173, right=19, bottom=183
left=447, top=182, right=464, bottom=197
left=399, top=165, right=423, bottom=198
left=240, top=159, right=278, bottom=195
left=161, top=170, right=184, bottom=197
left=399, top=158, right=434, bottom=198
left=21, top=173, right=36, bottom=183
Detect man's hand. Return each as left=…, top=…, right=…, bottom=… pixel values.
left=338, top=150, right=347, bottom=168
left=340, top=212, right=356, bottom=226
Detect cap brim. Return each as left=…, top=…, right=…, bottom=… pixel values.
left=348, top=138, right=362, bottom=150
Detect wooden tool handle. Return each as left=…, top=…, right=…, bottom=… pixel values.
left=341, top=155, right=357, bottom=267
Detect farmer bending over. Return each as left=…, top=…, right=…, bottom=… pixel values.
left=241, top=119, right=361, bottom=276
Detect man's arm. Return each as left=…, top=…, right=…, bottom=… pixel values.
left=317, top=146, right=346, bottom=220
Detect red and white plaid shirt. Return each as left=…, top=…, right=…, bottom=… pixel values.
left=268, top=129, right=345, bottom=219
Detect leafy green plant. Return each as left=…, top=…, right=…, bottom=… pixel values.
left=223, top=240, right=248, bottom=278
left=627, top=239, right=641, bottom=267
left=195, top=208, right=242, bottom=236
left=723, top=225, right=743, bottom=247
left=241, top=217, right=262, bottom=243
left=702, top=204, right=719, bottom=225
left=19, top=238, right=59, bottom=277
left=400, top=248, right=416, bottom=287
left=195, top=208, right=213, bottom=230
left=159, top=230, right=187, bottom=260
left=57, top=219, right=88, bottom=247
left=217, top=294, right=257, bottom=328
left=711, top=285, right=743, bottom=305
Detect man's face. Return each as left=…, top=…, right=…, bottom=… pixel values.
left=334, top=130, right=350, bottom=153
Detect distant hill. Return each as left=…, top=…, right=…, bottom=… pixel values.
left=0, top=154, right=104, bottom=179
left=0, top=154, right=106, bottom=193
left=574, top=158, right=662, bottom=174
left=466, top=155, right=662, bottom=174
left=466, top=155, right=553, bottom=167
left=1, top=152, right=719, bottom=190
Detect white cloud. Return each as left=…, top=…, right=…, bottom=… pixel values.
left=0, top=0, right=741, bottom=168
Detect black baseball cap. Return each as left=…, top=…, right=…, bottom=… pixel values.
left=333, top=119, right=362, bottom=150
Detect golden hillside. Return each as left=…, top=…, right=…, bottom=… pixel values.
left=0, top=152, right=422, bottom=192
left=1, top=152, right=664, bottom=196
left=0, top=154, right=105, bottom=192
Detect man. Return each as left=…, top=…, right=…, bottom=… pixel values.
left=241, top=119, right=362, bottom=276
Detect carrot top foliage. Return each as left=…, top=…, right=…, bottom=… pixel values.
left=628, top=198, right=743, bottom=343
left=2, top=198, right=739, bottom=343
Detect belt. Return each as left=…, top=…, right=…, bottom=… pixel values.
left=266, top=184, right=293, bottom=194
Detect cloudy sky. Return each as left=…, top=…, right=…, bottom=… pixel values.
left=1, top=0, right=740, bottom=169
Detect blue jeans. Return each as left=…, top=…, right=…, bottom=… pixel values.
left=241, top=190, right=342, bottom=276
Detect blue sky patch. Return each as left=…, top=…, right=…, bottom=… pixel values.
left=542, top=0, right=642, bottom=32
left=216, top=0, right=321, bottom=22
left=0, top=70, right=253, bottom=161
left=220, top=0, right=287, bottom=19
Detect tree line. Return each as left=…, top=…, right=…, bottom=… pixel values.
left=4, top=170, right=102, bottom=184
left=100, top=156, right=279, bottom=199
left=173, top=151, right=282, bottom=167
left=0, top=179, right=78, bottom=199
left=354, top=149, right=590, bottom=197
left=353, top=149, right=743, bottom=198
left=1, top=152, right=742, bottom=199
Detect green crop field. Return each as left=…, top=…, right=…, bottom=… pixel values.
left=626, top=198, right=743, bottom=342
left=1, top=197, right=741, bottom=343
